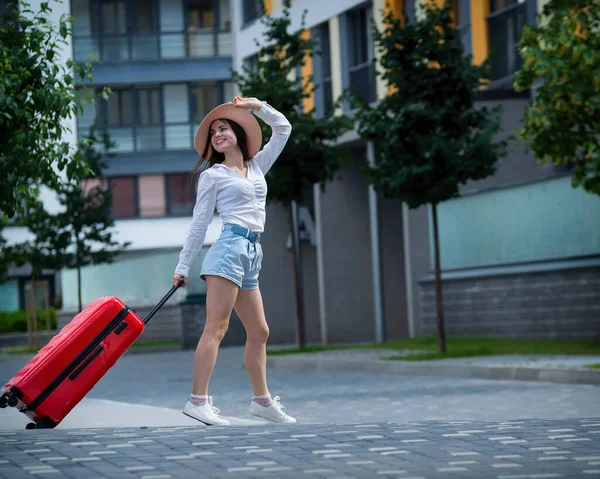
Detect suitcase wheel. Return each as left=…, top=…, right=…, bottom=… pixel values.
left=6, top=395, right=18, bottom=408
left=26, top=423, right=37, bottom=430
left=0, top=394, right=7, bottom=408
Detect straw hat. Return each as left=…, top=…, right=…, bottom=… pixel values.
left=194, top=102, right=262, bottom=159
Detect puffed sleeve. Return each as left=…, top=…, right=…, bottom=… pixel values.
left=251, top=101, right=292, bottom=174
left=174, top=171, right=217, bottom=277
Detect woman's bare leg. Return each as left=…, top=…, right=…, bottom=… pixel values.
left=192, top=275, right=239, bottom=395
left=234, top=288, right=269, bottom=396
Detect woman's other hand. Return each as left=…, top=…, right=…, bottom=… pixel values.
left=233, top=96, right=262, bottom=111
left=173, top=274, right=187, bottom=288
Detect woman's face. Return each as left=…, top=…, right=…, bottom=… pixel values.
left=210, top=119, right=238, bottom=153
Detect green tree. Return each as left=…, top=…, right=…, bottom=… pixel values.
left=514, top=0, right=600, bottom=196
left=353, top=1, right=506, bottom=352
left=232, top=1, right=352, bottom=347
left=10, top=199, right=70, bottom=346
left=51, top=125, right=130, bottom=313
left=0, top=0, right=102, bottom=219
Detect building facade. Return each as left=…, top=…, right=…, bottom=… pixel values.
left=2, top=0, right=599, bottom=346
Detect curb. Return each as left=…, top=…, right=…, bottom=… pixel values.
left=266, top=355, right=600, bottom=386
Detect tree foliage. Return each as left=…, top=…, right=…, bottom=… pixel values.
left=353, top=1, right=506, bottom=352
left=0, top=0, right=100, bottom=219
left=355, top=2, right=506, bottom=208
left=232, top=0, right=353, bottom=206
left=514, top=0, right=600, bottom=196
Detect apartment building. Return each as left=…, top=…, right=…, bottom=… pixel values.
left=2, top=0, right=598, bottom=345
left=236, top=0, right=600, bottom=344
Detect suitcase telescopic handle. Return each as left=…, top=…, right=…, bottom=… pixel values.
left=143, top=278, right=185, bottom=324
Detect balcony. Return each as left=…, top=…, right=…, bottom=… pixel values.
left=73, top=30, right=232, bottom=63
left=487, top=1, right=527, bottom=81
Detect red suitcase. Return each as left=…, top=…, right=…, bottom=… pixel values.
left=0, top=281, right=182, bottom=429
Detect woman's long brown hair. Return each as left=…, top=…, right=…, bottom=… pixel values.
left=190, top=119, right=250, bottom=179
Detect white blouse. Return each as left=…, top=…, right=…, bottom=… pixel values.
left=174, top=102, right=292, bottom=278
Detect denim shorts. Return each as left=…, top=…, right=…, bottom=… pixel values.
left=200, top=224, right=263, bottom=290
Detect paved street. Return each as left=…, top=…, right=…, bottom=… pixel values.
left=1, top=419, right=600, bottom=478
left=1, top=347, right=599, bottom=477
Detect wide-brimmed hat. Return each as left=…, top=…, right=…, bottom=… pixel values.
left=194, top=102, right=262, bottom=159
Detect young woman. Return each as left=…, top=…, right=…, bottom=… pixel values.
left=172, top=96, right=295, bottom=426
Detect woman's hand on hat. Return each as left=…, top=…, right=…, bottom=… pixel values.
left=233, top=96, right=262, bottom=111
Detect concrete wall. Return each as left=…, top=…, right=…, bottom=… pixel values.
left=318, top=147, right=376, bottom=344
left=378, top=197, right=409, bottom=340
left=420, top=265, right=600, bottom=339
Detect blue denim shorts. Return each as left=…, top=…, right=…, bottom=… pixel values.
left=200, top=224, right=263, bottom=290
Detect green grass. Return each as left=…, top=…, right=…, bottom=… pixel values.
left=267, top=337, right=600, bottom=361
left=1, top=339, right=181, bottom=355
left=586, top=364, right=600, bottom=369
left=266, top=345, right=350, bottom=356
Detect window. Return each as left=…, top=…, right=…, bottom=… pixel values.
left=166, top=174, right=195, bottom=216
left=346, top=6, right=376, bottom=105
left=109, top=176, right=138, bottom=218
left=71, top=0, right=230, bottom=61
left=313, top=22, right=333, bottom=117
left=85, top=82, right=224, bottom=153
left=487, top=0, right=527, bottom=80
left=242, top=0, right=262, bottom=26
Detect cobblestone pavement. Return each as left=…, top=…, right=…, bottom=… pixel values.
left=1, top=418, right=600, bottom=478
left=2, top=347, right=600, bottom=426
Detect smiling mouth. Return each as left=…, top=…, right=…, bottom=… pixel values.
left=215, top=139, right=226, bottom=146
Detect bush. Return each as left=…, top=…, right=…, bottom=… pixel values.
left=0, top=309, right=57, bottom=333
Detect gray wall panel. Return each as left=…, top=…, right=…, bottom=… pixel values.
left=320, top=147, right=375, bottom=344
left=379, top=196, right=409, bottom=340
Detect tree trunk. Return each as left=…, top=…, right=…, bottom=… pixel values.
left=44, top=282, right=50, bottom=332
left=77, top=262, right=82, bottom=313
left=77, top=239, right=83, bottom=313
left=431, top=202, right=447, bottom=354
left=25, top=283, right=33, bottom=348
left=289, top=202, right=306, bottom=348
left=31, top=276, right=39, bottom=349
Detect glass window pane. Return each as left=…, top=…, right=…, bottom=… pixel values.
left=130, top=0, right=156, bottom=34
left=165, top=124, right=192, bottom=150
left=72, top=0, right=92, bottom=36
left=167, top=174, right=194, bottom=215
left=136, top=126, right=163, bottom=151
left=102, top=0, right=126, bottom=34
left=102, top=36, right=129, bottom=61
left=223, top=81, right=234, bottom=103
left=188, top=0, right=214, bottom=29
left=137, top=89, right=161, bottom=125
left=163, top=84, right=189, bottom=123
left=107, top=93, right=120, bottom=126
left=160, top=0, right=184, bottom=32
left=160, top=33, right=185, bottom=58
left=108, top=127, right=134, bottom=152
left=218, top=32, right=232, bottom=55
left=219, top=0, right=231, bottom=30
left=187, top=32, right=214, bottom=57
left=110, top=176, right=137, bottom=217
left=78, top=94, right=97, bottom=134
left=121, top=90, right=133, bottom=126
left=191, top=83, right=219, bottom=124
left=131, top=35, right=159, bottom=60
left=73, top=37, right=100, bottom=62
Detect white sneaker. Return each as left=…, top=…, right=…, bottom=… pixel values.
left=249, top=396, right=297, bottom=424
left=183, top=396, right=230, bottom=426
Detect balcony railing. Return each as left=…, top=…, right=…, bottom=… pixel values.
left=73, top=30, right=232, bottom=63
left=349, top=61, right=376, bottom=105
left=487, top=2, right=527, bottom=81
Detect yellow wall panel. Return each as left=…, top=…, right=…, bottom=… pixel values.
left=470, top=0, right=490, bottom=65
left=300, top=29, right=314, bottom=113
left=264, top=0, right=273, bottom=15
